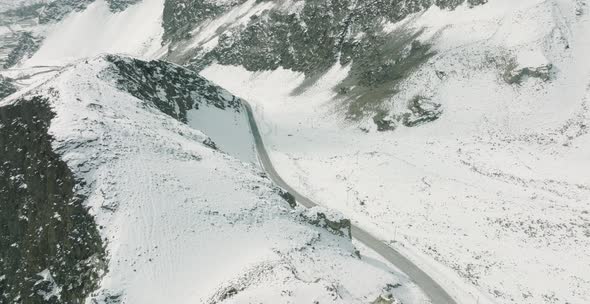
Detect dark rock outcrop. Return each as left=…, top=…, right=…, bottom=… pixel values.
left=0, top=75, right=17, bottom=100
left=3, top=31, right=41, bottom=69
left=402, top=95, right=443, bottom=127
left=0, top=97, right=106, bottom=304
left=373, top=110, right=397, bottom=132
left=277, top=189, right=296, bottom=208
left=504, top=63, right=553, bottom=84
left=300, top=209, right=352, bottom=239
left=38, top=0, right=95, bottom=24
left=103, top=55, right=242, bottom=123
left=107, top=0, right=142, bottom=12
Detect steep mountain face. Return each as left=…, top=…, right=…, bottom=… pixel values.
left=0, top=55, right=407, bottom=303
left=106, top=0, right=142, bottom=12
left=3, top=32, right=41, bottom=69
left=37, top=0, right=95, bottom=24
left=162, top=0, right=249, bottom=42
left=105, top=55, right=241, bottom=123
left=0, top=97, right=106, bottom=304
left=0, top=0, right=150, bottom=68
left=102, top=55, right=256, bottom=162
left=164, top=0, right=487, bottom=119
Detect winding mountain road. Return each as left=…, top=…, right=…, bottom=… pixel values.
left=242, top=101, right=457, bottom=304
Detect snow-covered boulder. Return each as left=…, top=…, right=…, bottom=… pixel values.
left=503, top=49, right=553, bottom=84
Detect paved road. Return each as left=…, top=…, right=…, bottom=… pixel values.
left=243, top=102, right=457, bottom=304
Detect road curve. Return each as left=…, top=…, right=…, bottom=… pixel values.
left=242, top=101, right=457, bottom=304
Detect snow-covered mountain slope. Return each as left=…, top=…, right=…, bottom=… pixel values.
left=0, top=0, right=164, bottom=69
left=1, top=0, right=589, bottom=303
left=25, top=0, right=164, bottom=66
left=198, top=0, right=590, bottom=304
left=0, top=55, right=421, bottom=303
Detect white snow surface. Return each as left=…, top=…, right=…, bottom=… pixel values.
left=5, top=56, right=410, bottom=303
left=24, top=0, right=165, bottom=66
left=201, top=0, right=590, bottom=303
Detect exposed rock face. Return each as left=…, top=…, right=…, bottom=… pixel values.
left=0, top=1, right=92, bottom=68
left=277, top=189, right=297, bottom=208
left=164, top=0, right=487, bottom=120
left=3, top=31, right=41, bottom=69
left=0, top=76, right=17, bottom=100
left=0, top=0, right=142, bottom=67
left=0, top=97, right=106, bottom=304
left=0, top=55, right=256, bottom=303
left=339, top=32, right=435, bottom=119
left=106, top=0, right=142, bottom=12
left=300, top=207, right=352, bottom=239
left=371, top=295, right=394, bottom=304
left=402, top=95, right=443, bottom=127
left=37, top=0, right=95, bottom=24
left=371, top=95, right=442, bottom=130
left=103, top=55, right=242, bottom=123
left=0, top=0, right=489, bottom=123
left=2, top=0, right=138, bottom=24
left=162, top=0, right=249, bottom=42
left=504, top=64, right=553, bottom=85
left=373, top=110, right=397, bottom=132
left=1, top=3, right=46, bottom=21
left=0, top=55, right=402, bottom=303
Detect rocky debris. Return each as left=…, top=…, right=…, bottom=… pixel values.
left=0, top=97, right=106, bottom=304
left=300, top=207, right=352, bottom=239
left=402, top=95, right=443, bottom=127
left=0, top=75, right=17, bottom=100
